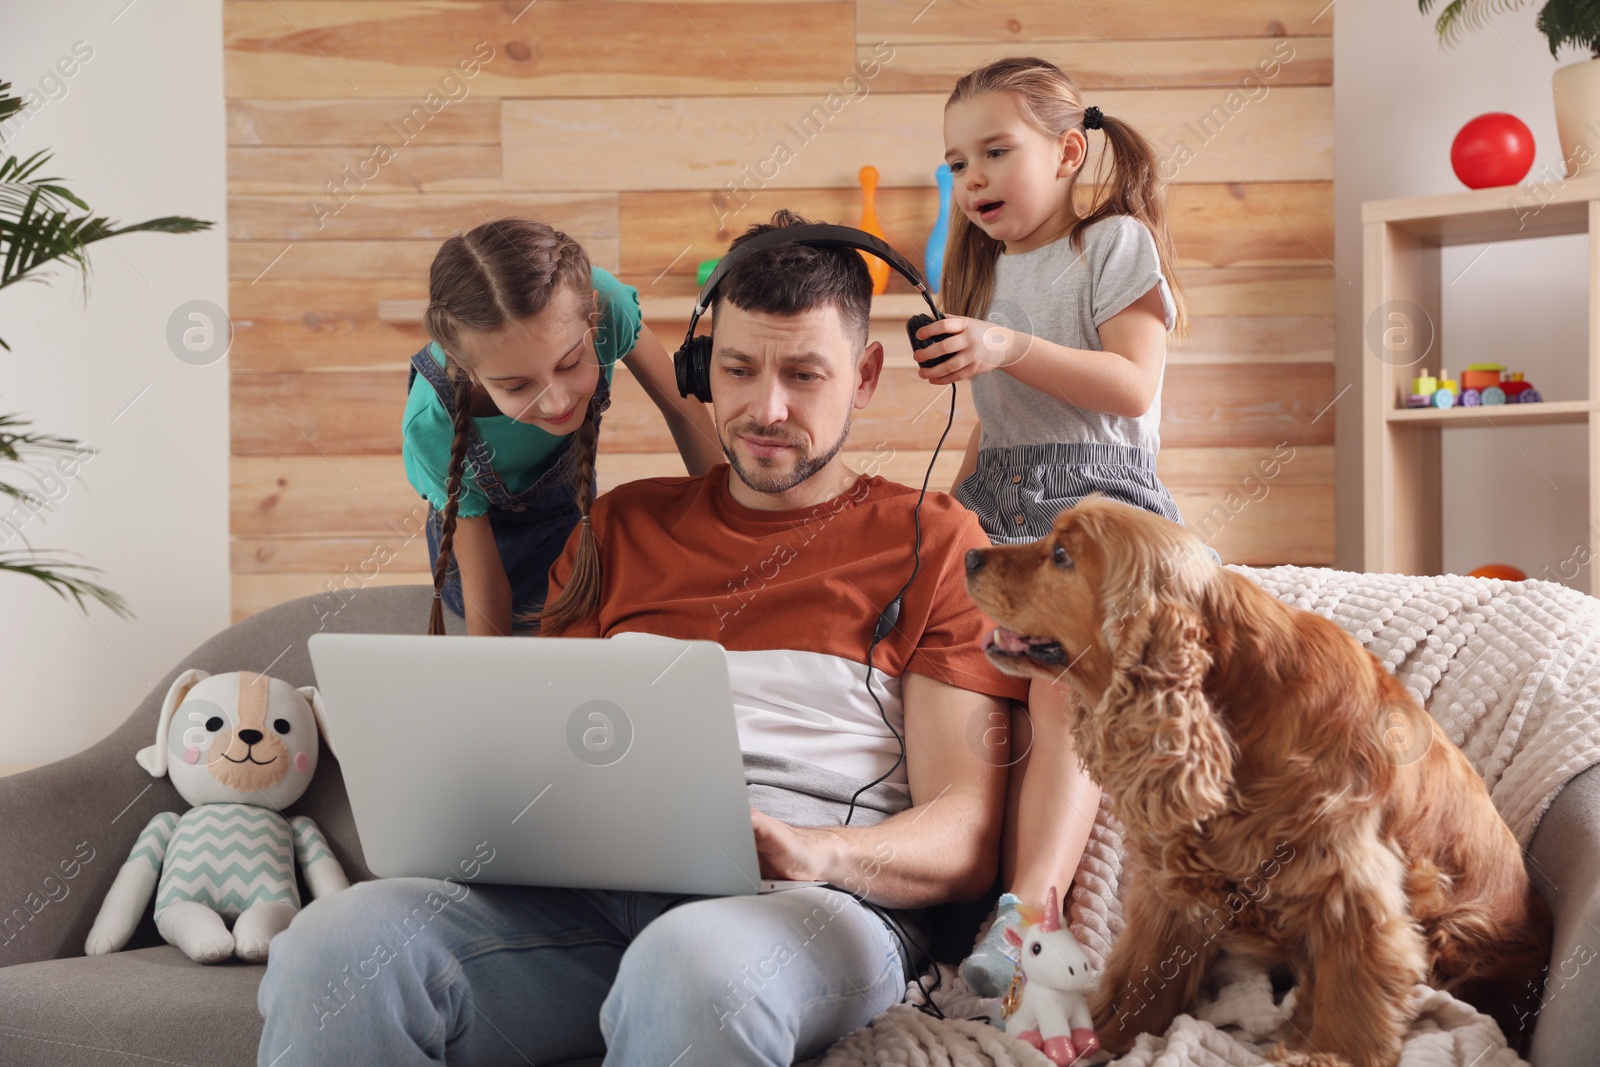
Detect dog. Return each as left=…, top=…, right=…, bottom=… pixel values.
left=964, top=495, right=1552, bottom=1067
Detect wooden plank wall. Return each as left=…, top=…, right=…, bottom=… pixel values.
left=225, top=0, right=1336, bottom=621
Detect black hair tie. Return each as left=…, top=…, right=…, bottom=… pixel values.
left=1082, top=105, right=1104, bottom=131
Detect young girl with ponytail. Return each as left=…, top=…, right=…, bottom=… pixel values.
left=911, top=56, right=1221, bottom=996
left=402, top=217, right=721, bottom=637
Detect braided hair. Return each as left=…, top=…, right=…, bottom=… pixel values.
left=421, top=217, right=599, bottom=636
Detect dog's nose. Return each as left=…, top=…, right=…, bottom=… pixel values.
left=237, top=729, right=263, bottom=745
left=965, top=548, right=985, bottom=574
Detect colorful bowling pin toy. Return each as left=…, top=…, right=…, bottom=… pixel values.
left=857, top=165, right=890, bottom=295
left=925, top=163, right=953, bottom=293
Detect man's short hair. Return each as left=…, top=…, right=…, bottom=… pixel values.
left=711, top=209, right=874, bottom=357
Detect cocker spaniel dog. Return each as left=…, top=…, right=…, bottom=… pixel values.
left=965, top=496, right=1551, bottom=1067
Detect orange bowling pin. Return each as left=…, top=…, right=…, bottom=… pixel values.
left=857, top=165, right=890, bottom=295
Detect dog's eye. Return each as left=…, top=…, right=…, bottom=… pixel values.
left=1030, top=942, right=1043, bottom=956
left=1052, top=545, right=1073, bottom=569
left=205, top=716, right=225, bottom=732
left=273, top=718, right=291, bottom=735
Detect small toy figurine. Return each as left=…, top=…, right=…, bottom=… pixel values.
left=999, top=886, right=1099, bottom=1065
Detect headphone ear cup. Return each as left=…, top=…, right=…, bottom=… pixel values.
left=675, top=335, right=712, bottom=403
left=674, top=335, right=714, bottom=403
left=907, top=314, right=955, bottom=369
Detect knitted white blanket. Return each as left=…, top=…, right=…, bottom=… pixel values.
left=801, top=566, right=1600, bottom=1067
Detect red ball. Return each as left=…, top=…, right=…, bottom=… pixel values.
left=1451, top=113, right=1535, bottom=189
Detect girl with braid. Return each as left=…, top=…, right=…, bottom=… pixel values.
left=403, top=218, right=722, bottom=636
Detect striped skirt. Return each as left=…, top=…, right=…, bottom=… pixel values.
left=954, top=441, right=1221, bottom=563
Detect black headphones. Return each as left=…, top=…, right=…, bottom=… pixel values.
left=673, top=222, right=955, bottom=405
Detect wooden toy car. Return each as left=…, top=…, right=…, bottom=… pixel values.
left=1405, top=366, right=1540, bottom=409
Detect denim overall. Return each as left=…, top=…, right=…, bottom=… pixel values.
left=408, top=347, right=610, bottom=625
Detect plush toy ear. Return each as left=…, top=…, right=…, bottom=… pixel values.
left=136, top=669, right=211, bottom=778
left=298, top=685, right=338, bottom=761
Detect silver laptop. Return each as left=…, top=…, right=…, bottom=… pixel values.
left=307, top=631, right=824, bottom=896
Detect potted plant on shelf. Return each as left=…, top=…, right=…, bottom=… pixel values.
left=1419, top=0, right=1600, bottom=177
left=0, top=79, right=211, bottom=615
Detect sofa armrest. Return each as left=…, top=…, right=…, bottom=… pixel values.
left=1527, top=760, right=1600, bottom=1066
left=0, top=680, right=188, bottom=968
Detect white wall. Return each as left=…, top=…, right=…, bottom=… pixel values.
left=0, top=1, right=228, bottom=763
left=1335, top=0, right=1593, bottom=587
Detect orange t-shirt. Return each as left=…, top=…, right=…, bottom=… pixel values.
left=545, top=463, right=1031, bottom=830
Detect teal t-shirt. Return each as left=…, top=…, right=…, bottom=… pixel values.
left=401, top=265, right=642, bottom=518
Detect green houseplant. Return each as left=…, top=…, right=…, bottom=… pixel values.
left=1420, top=0, right=1600, bottom=55
left=0, top=79, right=212, bottom=614
left=1418, top=0, right=1600, bottom=177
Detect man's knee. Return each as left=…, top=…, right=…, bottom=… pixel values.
left=260, top=879, right=451, bottom=1023
left=603, top=903, right=768, bottom=1039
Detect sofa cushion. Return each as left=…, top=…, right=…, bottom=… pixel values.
left=0, top=946, right=263, bottom=1065
left=0, top=944, right=604, bottom=1067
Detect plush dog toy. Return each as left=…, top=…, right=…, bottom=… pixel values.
left=85, top=669, right=350, bottom=963
left=1000, top=886, right=1100, bottom=1065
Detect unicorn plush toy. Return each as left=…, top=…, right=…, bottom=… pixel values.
left=1000, top=885, right=1100, bottom=1065
left=85, top=669, right=350, bottom=963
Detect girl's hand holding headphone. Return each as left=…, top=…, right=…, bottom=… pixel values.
left=911, top=316, right=1024, bottom=387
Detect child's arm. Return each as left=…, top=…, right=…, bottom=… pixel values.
left=915, top=286, right=1169, bottom=419
left=949, top=423, right=980, bottom=495
left=452, top=514, right=513, bottom=636
left=620, top=325, right=724, bottom=475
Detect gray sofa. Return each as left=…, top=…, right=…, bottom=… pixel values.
left=1, top=582, right=1598, bottom=1066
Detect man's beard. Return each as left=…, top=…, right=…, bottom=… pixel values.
left=722, top=411, right=853, bottom=497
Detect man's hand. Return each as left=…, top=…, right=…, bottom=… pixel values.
left=750, top=808, right=840, bottom=882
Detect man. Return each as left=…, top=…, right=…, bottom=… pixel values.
left=256, top=210, right=1031, bottom=1066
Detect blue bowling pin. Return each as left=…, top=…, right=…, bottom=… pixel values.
left=924, top=163, right=954, bottom=293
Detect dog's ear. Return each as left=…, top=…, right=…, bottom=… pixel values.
left=1098, top=601, right=1234, bottom=835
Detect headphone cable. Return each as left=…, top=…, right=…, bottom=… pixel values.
left=841, top=379, right=960, bottom=1021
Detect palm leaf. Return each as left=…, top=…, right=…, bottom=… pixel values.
left=0, top=79, right=192, bottom=620
left=1419, top=0, right=1535, bottom=43
left=0, top=81, right=24, bottom=128
left=0, top=142, right=212, bottom=350
left=1537, top=0, right=1600, bottom=56
left=0, top=550, right=130, bottom=617
left=0, top=412, right=89, bottom=503
left=1419, top=0, right=1600, bottom=55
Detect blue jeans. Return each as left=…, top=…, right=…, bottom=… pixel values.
left=257, top=877, right=910, bottom=1066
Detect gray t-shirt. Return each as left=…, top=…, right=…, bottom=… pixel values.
left=970, top=214, right=1177, bottom=454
